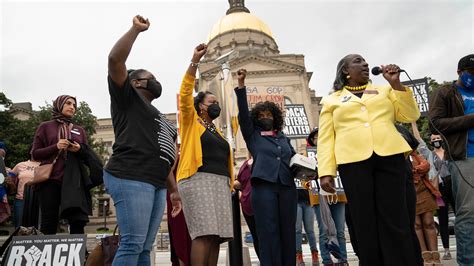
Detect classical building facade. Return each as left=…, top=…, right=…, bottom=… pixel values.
left=94, top=0, right=321, bottom=164
left=197, top=0, right=320, bottom=161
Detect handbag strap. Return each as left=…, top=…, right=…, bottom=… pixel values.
left=51, top=150, right=63, bottom=165
left=112, top=225, right=119, bottom=236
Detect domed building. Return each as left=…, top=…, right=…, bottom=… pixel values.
left=197, top=0, right=320, bottom=160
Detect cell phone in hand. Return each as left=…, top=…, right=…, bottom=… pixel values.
left=67, top=138, right=75, bottom=145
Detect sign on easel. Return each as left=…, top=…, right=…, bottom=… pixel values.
left=4, top=234, right=86, bottom=266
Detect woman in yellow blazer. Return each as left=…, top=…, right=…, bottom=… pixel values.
left=176, top=44, right=234, bottom=266
left=318, top=54, right=420, bottom=266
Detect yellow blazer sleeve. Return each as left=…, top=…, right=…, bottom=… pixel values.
left=389, top=87, right=420, bottom=123
left=179, top=73, right=197, bottom=129
left=317, top=97, right=337, bottom=178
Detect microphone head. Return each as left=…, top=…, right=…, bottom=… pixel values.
left=371, top=66, right=382, bottom=76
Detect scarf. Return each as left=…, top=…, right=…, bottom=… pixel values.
left=51, top=95, right=76, bottom=140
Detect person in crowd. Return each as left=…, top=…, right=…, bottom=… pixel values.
left=408, top=127, right=441, bottom=265
left=176, top=43, right=234, bottom=266
left=105, top=15, right=181, bottom=265
left=429, top=54, right=474, bottom=266
left=0, top=143, right=12, bottom=229
left=167, top=155, right=192, bottom=266
left=295, top=177, right=319, bottom=266
left=235, top=155, right=260, bottom=258
left=395, top=125, right=424, bottom=266
left=10, top=149, right=40, bottom=228
left=31, top=95, right=98, bottom=235
left=234, top=68, right=297, bottom=266
left=411, top=121, right=455, bottom=260
left=317, top=54, right=420, bottom=265
left=307, top=128, right=347, bottom=266
left=167, top=190, right=192, bottom=266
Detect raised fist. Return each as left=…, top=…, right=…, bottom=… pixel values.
left=192, top=44, right=207, bottom=63
left=237, top=68, right=247, bottom=88
left=23, top=245, right=42, bottom=265
left=132, top=15, right=150, bottom=32
left=237, top=69, right=247, bottom=81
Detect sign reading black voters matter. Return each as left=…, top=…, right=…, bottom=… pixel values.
left=283, top=104, right=311, bottom=139
left=4, top=234, right=86, bottom=266
left=402, top=78, right=429, bottom=117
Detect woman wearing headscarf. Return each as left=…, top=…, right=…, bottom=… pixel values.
left=31, top=95, right=91, bottom=234
left=317, top=54, right=420, bottom=265
left=176, top=44, right=234, bottom=266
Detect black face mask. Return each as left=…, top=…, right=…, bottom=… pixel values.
left=145, top=79, right=162, bottom=99
left=432, top=140, right=443, bottom=149
left=257, top=118, right=274, bottom=131
left=137, top=78, right=162, bottom=99
left=206, top=103, right=221, bottom=120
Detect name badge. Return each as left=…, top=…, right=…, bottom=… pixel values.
left=364, top=90, right=379, bottom=94
left=71, top=129, right=81, bottom=135
left=261, top=131, right=276, bottom=137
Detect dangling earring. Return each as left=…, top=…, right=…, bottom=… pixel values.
left=346, top=75, right=351, bottom=80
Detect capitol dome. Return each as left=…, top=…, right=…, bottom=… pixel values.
left=207, top=12, right=273, bottom=42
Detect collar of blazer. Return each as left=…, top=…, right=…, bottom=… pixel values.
left=337, top=84, right=380, bottom=104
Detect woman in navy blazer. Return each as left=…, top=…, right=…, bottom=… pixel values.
left=234, top=69, right=297, bottom=266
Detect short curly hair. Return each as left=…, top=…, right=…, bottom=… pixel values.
left=250, top=101, right=284, bottom=132
left=194, top=91, right=214, bottom=113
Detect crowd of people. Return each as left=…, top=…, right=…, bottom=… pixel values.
left=0, top=14, right=473, bottom=266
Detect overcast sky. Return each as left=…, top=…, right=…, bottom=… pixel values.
left=1, top=0, right=473, bottom=118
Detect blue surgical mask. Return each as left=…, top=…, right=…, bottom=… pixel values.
left=460, top=72, right=474, bottom=90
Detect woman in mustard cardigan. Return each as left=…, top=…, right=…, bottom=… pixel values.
left=318, top=54, right=420, bottom=265
left=176, top=44, right=234, bottom=266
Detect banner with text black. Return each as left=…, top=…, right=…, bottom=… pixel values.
left=4, top=234, right=86, bottom=266
left=283, top=104, right=311, bottom=139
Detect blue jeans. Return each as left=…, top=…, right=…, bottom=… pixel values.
left=449, top=158, right=474, bottom=266
left=314, top=202, right=347, bottom=264
left=14, top=199, right=24, bottom=228
left=103, top=170, right=167, bottom=266
left=296, top=201, right=318, bottom=253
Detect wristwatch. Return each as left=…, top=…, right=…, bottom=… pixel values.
left=190, top=61, right=199, bottom=67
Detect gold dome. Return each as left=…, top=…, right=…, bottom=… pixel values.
left=207, top=12, right=273, bottom=42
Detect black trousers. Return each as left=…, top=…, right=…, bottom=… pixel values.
left=438, top=176, right=455, bottom=249
left=338, top=153, right=418, bottom=266
left=22, top=184, right=40, bottom=228
left=38, top=180, right=86, bottom=235
left=243, top=212, right=260, bottom=259
left=251, top=178, right=297, bottom=266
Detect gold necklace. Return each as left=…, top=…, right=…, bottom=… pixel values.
left=199, top=118, right=217, bottom=134
left=344, top=84, right=368, bottom=91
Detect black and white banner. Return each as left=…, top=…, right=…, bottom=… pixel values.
left=305, top=147, right=344, bottom=194
left=402, top=78, right=429, bottom=116
left=4, top=234, right=86, bottom=266
left=283, top=104, right=311, bottom=139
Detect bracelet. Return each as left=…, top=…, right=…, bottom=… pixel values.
left=190, top=61, right=199, bottom=67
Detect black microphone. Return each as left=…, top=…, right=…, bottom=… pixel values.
left=371, top=66, right=405, bottom=76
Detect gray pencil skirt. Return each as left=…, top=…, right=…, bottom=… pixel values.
left=177, top=172, right=234, bottom=242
